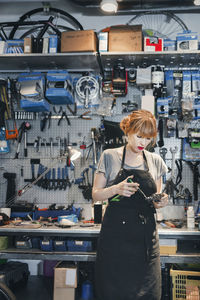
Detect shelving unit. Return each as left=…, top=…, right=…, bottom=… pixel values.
left=100, top=50, right=200, bottom=69
left=0, top=52, right=101, bottom=72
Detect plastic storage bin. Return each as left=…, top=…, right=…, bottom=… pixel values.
left=54, top=240, right=67, bottom=251
left=40, top=238, right=53, bottom=251
left=67, top=240, right=92, bottom=252
left=170, top=267, right=200, bottom=300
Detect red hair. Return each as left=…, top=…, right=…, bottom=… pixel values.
left=120, top=109, right=157, bottom=139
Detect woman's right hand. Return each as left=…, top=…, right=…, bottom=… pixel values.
left=115, top=176, right=139, bottom=198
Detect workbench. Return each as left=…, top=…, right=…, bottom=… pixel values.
left=0, top=223, right=199, bottom=264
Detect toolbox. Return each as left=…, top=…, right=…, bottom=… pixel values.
left=46, top=70, right=74, bottom=104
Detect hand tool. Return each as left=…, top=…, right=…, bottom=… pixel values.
left=5, top=78, right=19, bottom=140
left=58, top=111, right=71, bottom=126
left=42, top=138, right=47, bottom=156
left=163, top=147, right=178, bottom=201
left=49, top=137, right=53, bottom=157
left=56, top=136, right=61, bottom=157
left=40, top=112, right=52, bottom=131
left=24, top=123, right=32, bottom=157
left=158, top=118, right=164, bottom=147
left=57, top=167, right=61, bottom=190
left=91, top=128, right=97, bottom=165
left=159, top=147, right=168, bottom=183
left=110, top=178, right=164, bottom=206
left=170, top=146, right=178, bottom=180
left=186, top=161, right=200, bottom=201
left=80, top=138, right=86, bottom=166
left=51, top=111, right=92, bottom=121
left=37, top=136, right=42, bottom=153
left=14, top=121, right=31, bottom=159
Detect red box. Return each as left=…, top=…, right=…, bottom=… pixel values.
left=144, top=37, right=163, bottom=52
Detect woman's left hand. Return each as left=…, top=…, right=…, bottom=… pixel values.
left=153, top=193, right=168, bottom=209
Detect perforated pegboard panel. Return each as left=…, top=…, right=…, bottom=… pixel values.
left=0, top=71, right=199, bottom=220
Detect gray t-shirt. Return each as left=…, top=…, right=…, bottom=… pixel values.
left=96, top=147, right=168, bottom=187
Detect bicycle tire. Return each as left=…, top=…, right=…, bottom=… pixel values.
left=20, top=24, right=75, bottom=39
left=9, top=7, right=83, bottom=39
left=127, top=11, right=188, bottom=39
left=0, top=282, right=16, bottom=300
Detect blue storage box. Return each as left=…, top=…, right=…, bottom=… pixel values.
left=46, top=70, right=74, bottom=104
left=54, top=240, right=67, bottom=251
left=31, top=237, right=40, bottom=249
left=67, top=240, right=92, bottom=252
left=40, top=238, right=53, bottom=251
left=18, top=72, right=50, bottom=112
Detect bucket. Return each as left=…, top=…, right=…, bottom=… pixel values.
left=81, top=280, right=93, bottom=300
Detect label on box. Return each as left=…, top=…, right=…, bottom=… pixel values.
left=65, top=269, right=76, bottom=286
left=99, top=32, right=108, bottom=52
left=144, top=37, right=163, bottom=52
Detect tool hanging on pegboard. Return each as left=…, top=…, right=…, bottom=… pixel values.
left=75, top=75, right=100, bottom=108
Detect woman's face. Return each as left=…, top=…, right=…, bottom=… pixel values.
left=127, top=132, right=152, bottom=153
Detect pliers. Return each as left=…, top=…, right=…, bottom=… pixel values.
left=40, top=112, right=52, bottom=131
left=58, top=111, right=71, bottom=126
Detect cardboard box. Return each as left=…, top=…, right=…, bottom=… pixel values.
left=160, top=239, right=177, bottom=255
left=61, top=30, right=97, bottom=52
left=108, top=25, right=142, bottom=52
left=54, top=287, right=75, bottom=300
left=24, top=37, right=32, bottom=54
left=177, top=30, right=198, bottom=51
left=53, top=262, right=77, bottom=300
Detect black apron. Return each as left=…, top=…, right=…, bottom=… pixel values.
left=95, top=146, right=161, bottom=300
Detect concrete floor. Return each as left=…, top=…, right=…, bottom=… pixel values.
left=13, top=276, right=54, bottom=300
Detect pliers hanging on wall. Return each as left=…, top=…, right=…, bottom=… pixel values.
left=40, top=112, right=52, bottom=131
left=58, top=111, right=71, bottom=126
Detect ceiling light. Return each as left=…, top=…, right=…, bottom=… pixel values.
left=100, top=0, right=118, bottom=13
left=194, top=0, right=200, bottom=5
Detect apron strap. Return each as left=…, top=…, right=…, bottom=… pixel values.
left=120, top=145, right=126, bottom=170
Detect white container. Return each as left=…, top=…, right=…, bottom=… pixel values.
left=187, top=206, right=195, bottom=229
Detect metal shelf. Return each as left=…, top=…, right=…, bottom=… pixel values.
left=0, top=52, right=100, bottom=72
left=100, top=50, right=200, bottom=69
left=0, top=248, right=96, bottom=261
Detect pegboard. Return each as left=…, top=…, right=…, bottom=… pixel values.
left=0, top=71, right=199, bottom=221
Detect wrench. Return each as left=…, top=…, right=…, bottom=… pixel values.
left=43, top=138, right=47, bottom=156
left=56, top=136, right=61, bottom=157
left=170, top=146, right=178, bottom=180
left=159, top=147, right=168, bottom=183
left=37, top=136, right=42, bottom=153
left=49, top=138, right=53, bottom=157
left=159, top=147, right=167, bottom=162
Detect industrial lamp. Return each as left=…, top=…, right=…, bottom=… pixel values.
left=100, top=0, right=118, bottom=13
left=69, top=147, right=81, bottom=161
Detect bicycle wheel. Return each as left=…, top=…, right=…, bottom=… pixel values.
left=9, top=7, right=83, bottom=39
left=127, top=11, right=188, bottom=40
left=0, top=282, right=16, bottom=300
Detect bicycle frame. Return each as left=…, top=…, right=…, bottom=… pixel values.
left=0, top=19, right=64, bottom=40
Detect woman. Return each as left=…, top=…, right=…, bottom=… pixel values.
left=92, top=109, right=168, bottom=300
